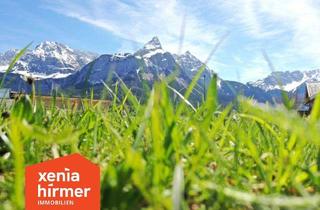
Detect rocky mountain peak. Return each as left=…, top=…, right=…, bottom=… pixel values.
left=34, top=41, right=74, bottom=55
left=135, top=36, right=164, bottom=58
left=0, top=41, right=97, bottom=78
left=143, top=36, right=162, bottom=50
left=175, top=50, right=209, bottom=73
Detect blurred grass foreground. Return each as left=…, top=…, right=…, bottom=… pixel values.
left=0, top=47, right=320, bottom=210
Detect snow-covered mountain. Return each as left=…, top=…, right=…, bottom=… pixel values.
left=0, top=37, right=300, bottom=104
left=135, top=36, right=164, bottom=58
left=249, top=69, right=320, bottom=92
left=135, top=37, right=212, bottom=79
left=0, top=49, right=19, bottom=70
left=174, top=51, right=208, bottom=73
left=63, top=36, right=194, bottom=98
left=0, top=41, right=97, bottom=79
left=53, top=37, right=279, bottom=104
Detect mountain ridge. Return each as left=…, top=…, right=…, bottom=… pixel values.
left=0, top=41, right=98, bottom=79
left=0, top=37, right=317, bottom=104
left=249, top=69, right=320, bottom=92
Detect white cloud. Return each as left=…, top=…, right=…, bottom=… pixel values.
left=209, top=0, right=320, bottom=82
left=44, top=0, right=224, bottom=62
left=218, top=0, right=320, bottom=65
left=241, top=55, right=271, bottom=82
left=260, top=0, right=320, bottom=62
left=44, top=0, right=320, bottom=82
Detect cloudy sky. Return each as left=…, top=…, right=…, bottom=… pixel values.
left=1, top=0, right=320, bottom=82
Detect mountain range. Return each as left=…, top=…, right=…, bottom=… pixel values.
left=0, top=37, right=318, bottom=104
left=0, top=41, right=97, bottom=78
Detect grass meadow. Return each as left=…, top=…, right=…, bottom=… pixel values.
left=0, top=47, right=320, bottom=210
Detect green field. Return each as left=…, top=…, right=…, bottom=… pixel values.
left=0, top=52, right=320, bottom=210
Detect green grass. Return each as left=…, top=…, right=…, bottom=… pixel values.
left=0, top=50, right=320, bottom=210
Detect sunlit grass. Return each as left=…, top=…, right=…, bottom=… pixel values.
left=0, top=46, right=320, bottom=210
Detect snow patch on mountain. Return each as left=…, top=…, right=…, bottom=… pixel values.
left=143, top=36, right=162, bottom=50
left=13, top=69, right=72, bottom=79
left=33, top=41, right=76, bottom=62
left=0, top=65, right=9, bottom=71
left=281, top=80, right=305, bottom=91
left=135, top=36, right=165, bottom=58
left=249, top=69, right=320, bottom=92
left=252, top=79, right=304, bottom=92
left=174, top=51, right=205, bottom=72
left=0, top=41, right=97, bottom=78
left=0, top=49, right=19, bottom=66
left=143, top=49, right=165, bottom=58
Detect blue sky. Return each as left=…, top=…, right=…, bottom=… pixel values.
left=1, top=0, right=320, bottom=82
